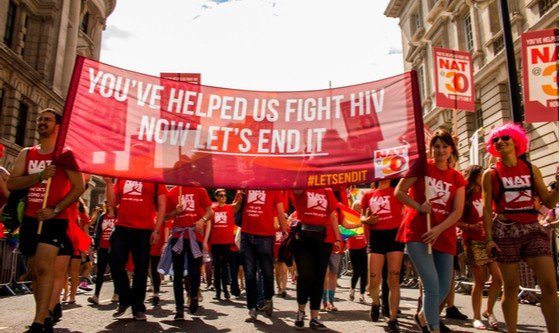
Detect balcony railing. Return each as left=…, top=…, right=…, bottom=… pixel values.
left=493, top=35, right=504, bottom=55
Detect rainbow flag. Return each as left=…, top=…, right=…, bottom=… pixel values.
left=338, top=204, right=364, bottom=240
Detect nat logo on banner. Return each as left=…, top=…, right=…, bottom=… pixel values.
left=433, top=47, right=475, bottom=112
left=373, top=146, right=409, bottom=179
left=522, top=29, right=559, bottom=123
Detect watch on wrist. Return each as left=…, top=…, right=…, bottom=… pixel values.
left=201, top=216, right=208, bottom=222
left=53, top=206, right=61, bottom=215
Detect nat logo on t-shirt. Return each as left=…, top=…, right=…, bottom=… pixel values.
left=248, top=190, right=266, bottom=205
left=502, top=176, right=533, bottom=203
left=214, top=211, right=227, bottom=225
left=307, top=192, right=327, bottom=211
left=427, top=177, right=452, bottom=205
left=28, top=160, right=51, bottom=183
left=369, top=196, right=391, bottom=215
left=180, top=194, right=196, bottom=211
left=123, top=181, right=143, bottom=196
left=473, top=198, right=483, bottom=217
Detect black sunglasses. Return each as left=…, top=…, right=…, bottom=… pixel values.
left=492, top=135, right=511, bottom=144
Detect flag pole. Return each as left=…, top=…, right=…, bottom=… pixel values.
left=424, top=176, right=432, bottom=254
left=37, top=178, right=52, bottom=235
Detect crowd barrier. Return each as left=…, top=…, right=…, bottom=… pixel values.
left=0, top=238, right=31, bottom=296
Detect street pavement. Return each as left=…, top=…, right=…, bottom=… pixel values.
left=0, top=275, right=548, bottom=332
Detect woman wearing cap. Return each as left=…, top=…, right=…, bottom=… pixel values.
left=483, top=123, right=558, bottom=333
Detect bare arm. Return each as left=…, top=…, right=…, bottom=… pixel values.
left=0, top=167, right=10, bottom=198
left=394, top=177, right=430, bottom=213
left=482, top=169, right=500, bottom=253
left=7, top=148, right=55, bottom=191
left=150, top=192, right=167, bottom=245
left=276, top=202, right=287, bottom=234
left=104, top=177, right=116, bottom=208
left=330, top=210, right=342, bottom=251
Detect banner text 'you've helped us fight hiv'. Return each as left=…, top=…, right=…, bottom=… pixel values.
left=88, top=68, right=386, bottom=157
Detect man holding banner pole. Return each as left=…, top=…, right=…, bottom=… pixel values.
left=8, top=108, right=85, bottom=333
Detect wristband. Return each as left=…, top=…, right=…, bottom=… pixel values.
left=38, top=171, right=43, bottom=183
left=201, top=216, right=208, bottom=222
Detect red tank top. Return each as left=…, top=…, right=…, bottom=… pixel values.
left=24, top=146, right=72, bottom=219
left=491, top=160, right=538, bottom=224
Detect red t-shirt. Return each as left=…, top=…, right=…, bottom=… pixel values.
left=210, top=204, right=235, bottom=245
left=462, top=191, right=486, bottom=242
left=99, top=214, right=116, bottom=249
left=396, top=161, right=467, bottom=255
left=78, top=212, right=90, bottom=229
left=241, top=190, right=283, bottom=237
left=24, top=146, right=72, bottom=219
left=492, top=160, right=538, bottom=224
left=167, top=186, right=212, bottom=242
left=292, top=188, right=338, bottom=226
left=150, top=220, right=168, bottom=256
left=347, top=234, right=367, bottom=250
left=114, top=180, right=168, bottom=230
left=361, top=187, right=404, bottom=230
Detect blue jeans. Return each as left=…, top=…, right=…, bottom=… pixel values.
left=240, top=233, right=274, bottom=310
left=406, top=242, right=453, bottom=331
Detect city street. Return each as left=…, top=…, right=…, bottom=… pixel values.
left=0, top=275, right=547, bottom=332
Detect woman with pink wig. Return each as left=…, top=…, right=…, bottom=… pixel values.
left=482, top=123, right=559, bottom=333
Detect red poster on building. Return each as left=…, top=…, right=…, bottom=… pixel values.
left=521, top=29, right=559, bottom=123
left=54, top=57, right=426, bottom=189
left=433, top=47, right=475, bottom=112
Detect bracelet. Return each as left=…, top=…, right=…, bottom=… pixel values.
left=38, top=171, right=43, bottom=183
left=201, top=216, right=208, bottom=222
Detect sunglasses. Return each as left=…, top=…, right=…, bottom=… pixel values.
left=492, top=135, right=511, bottom=144
left=216, top=194, right=226, bottom=197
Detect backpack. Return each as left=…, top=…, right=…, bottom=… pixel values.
left=1, top=188, right=28, bottom=232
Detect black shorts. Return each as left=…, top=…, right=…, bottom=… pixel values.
left=19, top=217, right=73, bottom=257
left=368, top=228, right=404, bottom=254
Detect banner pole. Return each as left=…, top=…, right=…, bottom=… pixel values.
left=37, top=178, right=52, bottom=235
left=424, top=176, right=432, bottom=254
left=452, top=109, right=458, bottom=136
left=179, top=186, right=182, bottom=204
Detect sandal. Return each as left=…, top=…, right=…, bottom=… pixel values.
left=473, top=319, right=486, bottom=330
left=483, top=312, right=500, bottom=330
left=414, top=313, right=430, bottom=333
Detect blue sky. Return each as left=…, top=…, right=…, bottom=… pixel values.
left=101, top=0, right=404, bottom=91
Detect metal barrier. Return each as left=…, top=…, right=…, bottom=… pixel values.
left=0, top=238, right=31, bottom=296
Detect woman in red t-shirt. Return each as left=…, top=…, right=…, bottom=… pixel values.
left=395, top=129, right=466, bottom=333
left=361, top=179, right=404, bottom=329
left=347, top=201, right=368, bottom=304
left=291, top=188, right=342, bottom=330
left=457, top=165, right=502, bottom=330
left=203, top=189, right=241, bottom=300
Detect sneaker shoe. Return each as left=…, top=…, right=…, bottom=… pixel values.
left=387, top=319, right=400, bottom=333
left=25, top=323, right=44, bottom=333
left=224, top=291, right=230, bottom=300
left=44, top=317, right=53, bottom=333
left=445, top=305, right=468, bottom=320
left=87, top=295, right=99, bottom=305
left=113, top=305, right=129, bottom=318
left=133, top=311, right=147, bottom=321
left=309, top=318, right=328, bottom=330
left=358, top=293, right=366, bottom=304
left=281, top=290, right=287, bottom=298
left=52, top=303, right=62, bottom=323
left=78, top=281, right=93, bottom=291
left=369, top=303, right=380, bottom=322
left=189, top=297, right=199, bottom=314
left=440, top=320, right=451, bottom=332
left=295, top=310, right=305, bottom=329
left=349, top=289, right=355, bottom=301
left=244, top=308, right=257, bottom=322
left=151, top=295, right=160, bottom=306
left=174, top=308, right=184, bottom=321
left=262, top=299, right=273, bottom=317
left=111, top=294, right=119, bottom=303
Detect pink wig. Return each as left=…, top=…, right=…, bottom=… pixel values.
left=486, top=123, right=529, bottom=157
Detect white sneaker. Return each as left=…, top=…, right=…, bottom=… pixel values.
left=358, top=293, right=366, bottom=304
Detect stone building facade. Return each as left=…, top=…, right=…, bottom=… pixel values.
left=385, top=0, right=558, bottom=183
left=0, top=0, right=116, bottom=206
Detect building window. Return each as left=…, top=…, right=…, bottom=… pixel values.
left=81, top=12, right=90, bottom=34
left=16, top=102, right=28, bottom=146
left=3, top=1, right=17, bottom=47
left=20, top=14, right=29, bottom=56
left=538, top=0, right=558, bottom=16
left=464, top=13, right=474, bottom=53
left=410, top=8, right=422, bottom=36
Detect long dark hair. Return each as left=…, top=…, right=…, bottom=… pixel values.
left=462, top=165, right=484, bottom=218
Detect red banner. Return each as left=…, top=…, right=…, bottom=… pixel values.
left=433, top=47, right=475, bottom=112
left=521, top=29, right=559, bottom=123
left=54, top=56, right=426, bottom=189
